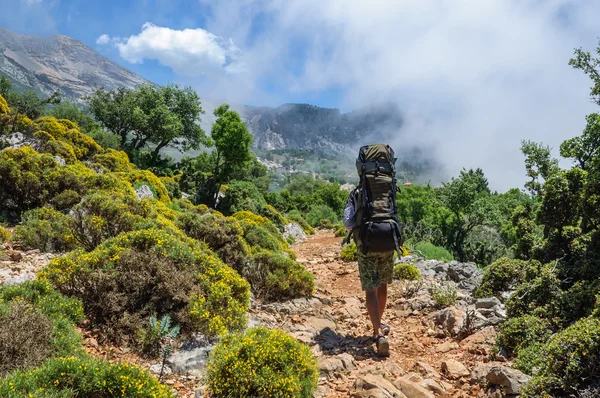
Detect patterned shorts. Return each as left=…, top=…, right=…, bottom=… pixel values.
left=357, top=250, right=394, bottom=291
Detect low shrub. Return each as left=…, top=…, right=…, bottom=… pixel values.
left=247, top=251, right=314, bottom=301
left=41, top=229, right=250, bottom=341
left=0, top=355, right=173, bottom=397
left=431, top=282, right=458, bottom=307
left=520, top=317, right=600, bottom=397
left=259, top=204, right=288, bottom=231
left=414, top=241, right=454, bottom=262
left=0, top=226, right=9, bottom=243
left=393, top=263, right=421, bottom=281
left=475, top=257, right=536, bottom=298
left=206, top=327, right=318, bottom=398
left=216, top=180, right=267, bottom=216
left=0, top=301, right=53, bottom=375
left=35, top=117, right=102, bottom=160
left=305, top=204, right=338, bottom=228
left=92, top=149, right=134, bottom=173
left=555, top=281, right=600, bottom=327
left=14, top=208, right=78, bottom=253
left=176, top=212, right=249, bottom=272
left=69, top=190, right=151, bottom=251
left=121, top=169, right=170, bottom=202
left=340, top=242, right=357, bottom=262
left=496, top=315, right=552, bottom=358
left=0, top=280, right=84, bottom=373
left=233, top=211, right=289, bottom=254
left=505, top=267, right=561, bottom=321
left=334, top=226, right=346, bottom=237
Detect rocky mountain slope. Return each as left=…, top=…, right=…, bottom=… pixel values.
left=0, top=27, right=148, bottom=101
left=243, top=102, right=403, bottom=155
left=0, top=28, right=410, bottom=157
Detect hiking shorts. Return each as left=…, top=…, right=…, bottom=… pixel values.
left=357, top=250, right=394, bottom=291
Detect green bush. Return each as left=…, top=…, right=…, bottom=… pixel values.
left=207, top=327, right=318, bottom=398
left=475, top=257, right=536, bottom=298
left=505, top=267, right=561, bottom=321
left=431, top=282, right=458, bottom=307
left=340, top=242, right=357, bottom=262
left=138, top=315, right=180, bottom=358
left=176, top=212, right=249, bottom=272
left=414, top=241, right=454, bottom=262
left=305, top=204, right=338, bottom=228
left=496, top=315, right=552, bottom=358
left=41, top=228, right=250, bottom=341
left=14, top=208, right=78, bottom=253
left=520, top=317, right=600, bottom=397
left=0, top=280, right=84, bottom=374
left=247, top=251, right=314, bottom=301
left=217, top=180, right=267, bottom=216
left=0, top=355, right=173, bottom=397
left=555, top=281, right=600, bottom=327
left=393, top=263, right=421, bottom=280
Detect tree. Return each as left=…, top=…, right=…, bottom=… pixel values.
left=440, top=168, right=500, bottom=262
left=521, top=140, right=560, bottom=196
left=560, top=113, right=600, bottom=170
left=569, top=43, right=600, bottom=106
left=87, top=84, right=209, bottom=157
left=0, top=75, right=11, bottom=99
left=207, top=104, right=253, bottom=207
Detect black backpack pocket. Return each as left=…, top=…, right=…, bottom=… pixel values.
left=359, top=221, right=397, bottom=253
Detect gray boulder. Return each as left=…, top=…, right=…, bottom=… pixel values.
left=486, top=365, right=531, bottom=395
left=135, top=185, right=154, bottom=200
left=283, top=223, right=307, bottom=243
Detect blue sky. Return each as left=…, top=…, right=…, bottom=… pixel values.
left=3, top=0, right=600, bottom=190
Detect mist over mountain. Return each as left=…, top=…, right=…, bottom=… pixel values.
left=0, top=26, right=439, bottom=178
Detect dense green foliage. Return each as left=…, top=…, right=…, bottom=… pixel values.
left=206, top=327, right=318, bottom=398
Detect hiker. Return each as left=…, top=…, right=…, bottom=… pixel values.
left=343, top=144, right=403, bottom=357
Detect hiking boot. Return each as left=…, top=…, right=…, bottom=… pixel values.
left=375, top=334, right=390, bottom=357
left=381, top=323, right=391, bottom=336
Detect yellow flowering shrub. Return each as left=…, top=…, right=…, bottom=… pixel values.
left=207, top=327, right=318, bottom=398
left=93, top=149, right=135, bottom=172
left=41, top=228, right=249, bottom=342
left=340, top=242, right=357, bottom=262
left=247, top=251, right=314, bottom=301
left=35, top=117, right=102, bottom=160
left=177, top=212, right=249, bottom=273
left=0, top=93, right=8, bottom=115
left=232, top=211, right=289, bottom=254
left=120, top=169, right=171, bottom=202
left=14, top=207, right=78, bottom=252
left=0, top=226, right=9, bottom=243
left=0, top=355, right=173, bottom=397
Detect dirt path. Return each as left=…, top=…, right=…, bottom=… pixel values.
left=281, top=230, right=494, bottom=397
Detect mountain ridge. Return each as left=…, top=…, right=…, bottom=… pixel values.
left=0, top=27, right=406, bottom=156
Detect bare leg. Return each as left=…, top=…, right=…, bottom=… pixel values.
left=365, top=289, right=380, bottom=336
left=377, top=283, right=388, bottom=321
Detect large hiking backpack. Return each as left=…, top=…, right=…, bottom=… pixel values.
left=351, top=144, right=403, bottom=254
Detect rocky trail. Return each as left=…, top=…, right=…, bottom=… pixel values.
left=1, top=230, right=529, bottom=397
left=248, top=230, right=527, bottom=398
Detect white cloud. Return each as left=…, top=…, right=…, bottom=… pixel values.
left=96, top=34, right=110, bottom=45
left=22, top=0, right=42, bottom=5
left=192, top=0, right=600, bottom=190
left=113, top=23, right=241, bottom=76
